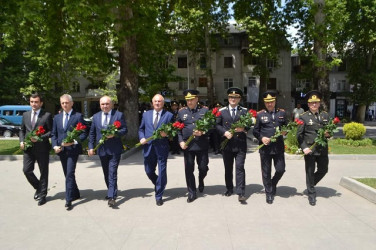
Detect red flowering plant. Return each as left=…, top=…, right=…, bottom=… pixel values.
left=185, top=108, right=221, bottom=147
left=23, top=126, right=46, bottom=151
left=93, top=120, right=121, bottom=151
left=257, top=118, right=304, bottom=150
left=63, top=122, right=87, bottom=143
left=220, top=109, right=257, bottom=150
left=135, top=121, right=185, bottom=147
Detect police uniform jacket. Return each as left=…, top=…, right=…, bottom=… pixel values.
left=216, top=106, right=248, bottom=152
left=297, top=110, right=329, bottom=156
left=253, top=108, right=288, bottom=155
left=177, top=105, right=209, bottom=151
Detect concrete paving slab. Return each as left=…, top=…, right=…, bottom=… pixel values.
left=0, top=149, right=375, bottom=250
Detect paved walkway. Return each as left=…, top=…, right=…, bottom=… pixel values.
left=0, top=146, right=375, bottom=250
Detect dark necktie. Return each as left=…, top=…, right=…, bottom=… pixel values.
left=315, top=113, right=320, bottom=121
left=154, top=112, right=159, bottom=129
left=31, top=112, right=37, bottom=129
left=231, top=108, right=236, bottom=119
left=103, top=113, right=109, bottom=128
left=64, top=113, right=69, bottom=129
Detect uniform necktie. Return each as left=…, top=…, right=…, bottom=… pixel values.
left=315, top=113, right=320, bottom=121
left=31, top=112, right=37, bottom=129
left=154, top=112, right=159, bottom=129
left=103, top=113, right=109, bottom=128
left=64, top=113, right=69, bottom=129
left=231, top=108, right=236, bottom=119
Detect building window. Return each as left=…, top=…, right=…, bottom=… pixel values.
left=296, top=79, right=310, bottom=91
left=261, top=78, right=277, bottom=90
left=248, top=77, right=256, bottom=88
left=178, top=56, right=187, bottom=68
left=199, top=54, right=206, bottom=69
left=224, top=36, right=234, bottom=45
left=267, top=59, right=277, bottom=70
left=179, top=81, right=188, bottom=90
left=224, top=78, right=233, bottom=89
left=337, top=80, right=346, bottom=91
left=72, top=82, right=80, bottom=92
left=199, top=77, right=207, bottom=87
left=224, top=56, right=233, bottom=68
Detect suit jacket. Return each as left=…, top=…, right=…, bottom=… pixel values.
left=19, top=109, right=52, bottom=152
left=89, top=109, right=127, bottom=156
left=51, top=110, right=88, bottom=155
left=216, top=106, right=248, bottom=152
left=177, top=106, right=209, bottom=151
left=297, top=110, right=330, bottom=156
left=253, top=108, right=288, bottom=155
left=138, top=109, right=173, bottom=158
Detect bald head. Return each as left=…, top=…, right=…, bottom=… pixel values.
left=152, top=94, right=164, bottom=112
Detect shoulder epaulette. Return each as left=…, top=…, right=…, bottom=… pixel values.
left=219, top=107, right=227, bottom=111
left=321, top=111, right=328, bottom=114
left=240, top=106, right=247, bottom=110
left=257, top=109, right=266, bottom=114
left=301, top=111, right=309, bottom=115
left=277, top=108, right=285, bottom=112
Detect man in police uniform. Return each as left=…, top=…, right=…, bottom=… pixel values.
left=297, top=90, right=330, bottom=206
left=216, top=87, right=249, bottom=203
left=170, top=100, right=181, bottom=155
left=253, top=90, right=288, bottom=204
left=177, top=89, right=209, bottom=203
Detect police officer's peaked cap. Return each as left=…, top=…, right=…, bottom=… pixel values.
left=215, top=102, right=223, bottom=107
left=306, top=90, right=322, bottom=103
left=171, top=100, right=179, bottom=106
left=183, top=89, right=200, bottom=100
left=227, top=87, right=243, bottom=97
left=263, top=90, right=277, bottom=102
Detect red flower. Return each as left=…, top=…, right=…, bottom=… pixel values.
left=294, top=118, right=304, bottom=125
left=215, top=111, right=221, bottom=117
left=173, top=121, right=185, bottom=130
left=23, top=126, right=46, bottom=150
left=333, top=117, right=340, bottom=124
left=76, top=122, right=87, bottom=131
left=249, top=109, right=257, bottom=117
left=113, top=120, right=121, bottom=128
left=212, top=107, right=219, bottom=115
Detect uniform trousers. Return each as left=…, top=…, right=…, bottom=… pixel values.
left=304, top=154, right=328, bottom=198
left=183, top=150, right=209, bottom=197
left=59, top=152, right=80, bottom=202
left=260, top=153, right=285, bottom=194
left=23, top=150, right=49, bottom=198
left=144, top=146, right=167, bottom=201
left=222, top=150, right=246, bottom=195
left=99, top=153, right=121, bottom=199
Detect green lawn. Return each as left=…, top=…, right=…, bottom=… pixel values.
left=354, top=178, right=376, bottom=189
left=328, top=140, right=376, bottom=154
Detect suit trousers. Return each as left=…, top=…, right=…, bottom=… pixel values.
left=144, top=146, right=167, bottom=200
left=59, top=152, right=80, bottom=202
left=99, top=154, right=121, bottom=198
left=260, top=153, right=286, bottom=195
left=183, top=150, right=209, bottom=197
left=23, top=150, right=49, bottom=197
left=222, top=150, right=246, bottom=195
left=304, top=154, right=329, bottom=198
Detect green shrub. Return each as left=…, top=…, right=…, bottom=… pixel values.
left=343, top=122, right=366, bottom=140
left=332, top=138, right=373, bottom=147
left=284, top=126, right=301, bottom=154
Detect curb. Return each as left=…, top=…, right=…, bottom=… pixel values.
left=0, top=146, right=142, bottom=162
left=285, top=154, right=376, bottom=160
left=339, top=176, right=376, bottom=204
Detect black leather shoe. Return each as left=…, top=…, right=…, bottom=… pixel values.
left=308, top=197, right=316, bottom=206
left=65, top=201, right=72, bottom=210
left=187, top=195, right=196, bottom=203
left=34, top=191, right=40, bottom=200
left=156, top=200, right=163, bottom=206
left=38, top=197, right=46, bottom=206
left=266, top=195, right=274, bottom=204
left=108, top=199, right=116, bottom=207
left=224, top=190, right=233, bottom=196
left=238, top=195, right=246, bottom=202
left=198, top=179, right=204, bottom=193
left=105, top=196, right=110, bottom=200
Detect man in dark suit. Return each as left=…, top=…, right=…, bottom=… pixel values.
left=297, top=90, right=330, bottom=206
left=139, top=94, right=173, bottom=206
left=88, top=96, right=127, bottom=208
left=253, top=91, right=288, bottom=204
left=216, top=87, right=249, bottom=203
left=51, top=94, right=88, bottom=210
left=19, top=93, right=53, bottom=206
left=177, top=89, right=209, bottom=203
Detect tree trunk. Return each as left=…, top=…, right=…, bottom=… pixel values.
left=205, top=24, right=214, bottom=105
left=355, top=104, right=366, bottom=123
left=313, top=0, right=330, bottom=111
left=117, top=6, right=139, bottom=140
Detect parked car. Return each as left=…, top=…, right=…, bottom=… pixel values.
left=0, top=117, right=21, bottom=138
left=0, top=105, right=31, bottom=125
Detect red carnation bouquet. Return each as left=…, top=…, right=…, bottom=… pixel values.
left=23, top=125, right=46, bottom=151
left=93, top=120, right=121, bottom=151
left=63, top=122, right=87, bottom=143
left=313, top=117, right=340, bottom=147
left=185, top=108, right=221, bottom=147
left=135, top=121, right=185, bottom=147
left=220, top=109, right=257, bottom=150
left=257, top=118, right=304, bottom=150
